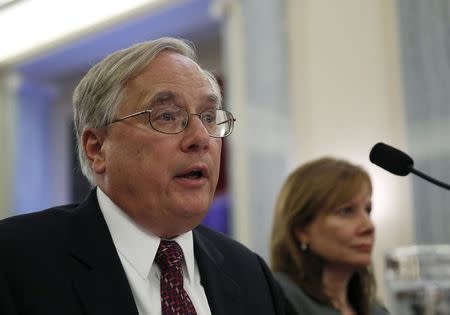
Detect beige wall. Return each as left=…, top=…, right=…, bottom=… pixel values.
left=286, top=0, right=414, bottom=302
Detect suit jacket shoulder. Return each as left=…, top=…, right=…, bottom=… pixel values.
left=0, top=193, right=286, bottom=315
left=0, top=191, right=138, bottom=315
left=193, top=225, right=286, bottom=315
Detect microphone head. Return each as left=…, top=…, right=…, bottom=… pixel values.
left=369, top=142, right=414, bottom=176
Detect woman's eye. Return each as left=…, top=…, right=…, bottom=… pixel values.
left=337, top=207, right=353, bottom=216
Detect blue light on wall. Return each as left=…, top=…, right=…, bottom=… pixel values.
left=14, top=79, right=56, bottom=214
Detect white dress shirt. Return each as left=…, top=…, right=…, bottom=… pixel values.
left=97, top=188, right=212, bottom=315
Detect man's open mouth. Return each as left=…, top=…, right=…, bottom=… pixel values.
left=177, top=169, right=204, bottom=179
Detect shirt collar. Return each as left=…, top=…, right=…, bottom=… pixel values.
left=96, top=187, right=196, bottom=283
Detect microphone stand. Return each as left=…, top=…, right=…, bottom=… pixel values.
left=410, top=167, right=450, bottom=190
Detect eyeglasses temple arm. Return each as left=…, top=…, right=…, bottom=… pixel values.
left=217, top=118, right=236, bottom=126
left=110, top=109, right=152, bottom=124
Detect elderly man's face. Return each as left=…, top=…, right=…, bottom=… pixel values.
left=93, top=52, right=222, bottom=238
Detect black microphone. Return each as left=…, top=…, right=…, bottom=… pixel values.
left=370, top=142, right=450, bottom=190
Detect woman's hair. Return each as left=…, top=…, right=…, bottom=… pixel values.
left=72, top=37, right=222, bottom=185
left=270, top=157, right=376, bottom=315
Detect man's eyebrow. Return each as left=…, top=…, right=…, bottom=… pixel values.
left=206, top=93, right=219, bottom=106
left=143, top=91, right=177, bottom=108
left=141, top=91, right=219, bottom=109
left=152, top=91, right=177, bottom=103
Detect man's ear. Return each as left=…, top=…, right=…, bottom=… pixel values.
left=82, top=128, right=106, bottom=174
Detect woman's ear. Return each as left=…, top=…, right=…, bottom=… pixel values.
left=294, top=226, right=309, bottom=245
left=82, top=128, right=106, bottom=174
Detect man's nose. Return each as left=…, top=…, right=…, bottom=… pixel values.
left=187, top=113, right=209, bottom=133
left=180, top=114, right=210, bottom=151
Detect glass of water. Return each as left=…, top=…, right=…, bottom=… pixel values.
left=385, top=245, right=450, bottom=315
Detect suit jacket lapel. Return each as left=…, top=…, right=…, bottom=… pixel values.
left=193, top=229, right=243, bottom=315
left=68, top=190, right=139, bottom=315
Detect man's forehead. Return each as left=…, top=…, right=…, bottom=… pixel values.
left=150, top=90, right=218, bottom=101
left=133, top=89, right=218, bottom=110
left=141, top=51, right=198, bottom=76
left=124, top=53, right=219, bottom=106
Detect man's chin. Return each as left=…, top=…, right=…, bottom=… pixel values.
left=177, top=206, right=209, bottom=219
left=170, top=209, right=208, bottom=235
left=175, top=195, right=212, bottom=211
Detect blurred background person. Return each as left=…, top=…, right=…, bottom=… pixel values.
left=270, top=157, right=389, bottom=315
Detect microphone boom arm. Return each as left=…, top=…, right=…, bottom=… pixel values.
left=410, top=168, right=450, bottom=190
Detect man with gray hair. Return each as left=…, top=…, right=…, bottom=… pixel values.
left=0, top=38, right=288, bottom=315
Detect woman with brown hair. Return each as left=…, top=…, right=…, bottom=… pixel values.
left=270, top=157, right=389, bottom=315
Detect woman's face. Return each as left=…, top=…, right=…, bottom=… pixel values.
left=296, top=182, right=375, bottom=269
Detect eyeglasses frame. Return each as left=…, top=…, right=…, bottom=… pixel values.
left=108, top=106, right=236, bottom=138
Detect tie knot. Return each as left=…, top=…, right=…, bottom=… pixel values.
left=155, top=240, right=184, bottom=270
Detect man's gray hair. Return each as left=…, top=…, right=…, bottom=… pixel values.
left=73, top=37, right=222, bottom=185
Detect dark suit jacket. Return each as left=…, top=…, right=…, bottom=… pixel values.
left=274, top=272, right=389, bottom=315
left=0, top=190, right=285, bottom=315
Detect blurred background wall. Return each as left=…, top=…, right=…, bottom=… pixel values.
left=0, top=0, right=449, bottom=308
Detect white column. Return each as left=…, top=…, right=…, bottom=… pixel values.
left=0, top=70, right=19, bottom=219
left=220, top=0, right=294, bottom=259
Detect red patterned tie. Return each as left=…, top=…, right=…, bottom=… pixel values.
left=155, top=240, right=197, bottom=315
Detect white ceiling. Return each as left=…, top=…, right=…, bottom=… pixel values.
left=0, top=0, right=178, bottom=65
left=0, top=0, right=220, bottom=80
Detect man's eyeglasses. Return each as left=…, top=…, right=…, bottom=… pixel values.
left=109, top=104, right=236, bottom=138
